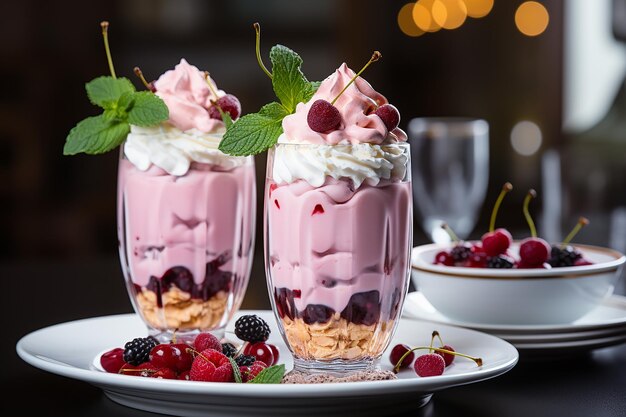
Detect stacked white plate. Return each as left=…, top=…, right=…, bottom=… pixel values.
left=403, top=291, right=626, bottom=354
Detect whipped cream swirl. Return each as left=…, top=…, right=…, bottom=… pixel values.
left=272, top=137, right=409, bottom=188
left=124, top=125, right=246, bottom=176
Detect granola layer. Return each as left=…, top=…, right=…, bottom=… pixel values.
left=282, top=313, right=393, bottom=360
left=136, top=286, right=228, bottom=330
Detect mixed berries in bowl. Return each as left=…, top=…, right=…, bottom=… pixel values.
left=411, top=183, right=626, bottom=325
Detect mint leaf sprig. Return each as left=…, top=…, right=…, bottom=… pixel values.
left=63, top=21, right=169, bottom=156
left=218, top=23, right=319, bottom=156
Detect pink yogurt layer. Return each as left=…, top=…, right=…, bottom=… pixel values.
left=117, top=159, right=256, bottom=290
left=267, top=178, right=412, bottom=315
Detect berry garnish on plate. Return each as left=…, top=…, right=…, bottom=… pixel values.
left=122, top=336, right=158, bottom=366
left=100, top=348, right=126, bottom=373
left=389, top=344, right=415, bottom=369
left=100, top=313, right=284, bottom=383
left=392, top=330, right=482, bottom=376
left=235, top=314, right=271, bottom=343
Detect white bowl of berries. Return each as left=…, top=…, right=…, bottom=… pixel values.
left=411, top=185, right=626, bottom=325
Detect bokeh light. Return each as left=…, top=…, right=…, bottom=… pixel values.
left=433, top=0, right=468, bottom=30
left=398, top=2, right=425, bottom=37
left=515, top=1, right=549, bottom=37
left=463, top=0, right=494, bottom=18
left=413, top=0, right=443, bottom=32
left=511, top=121, right=543, bottom=156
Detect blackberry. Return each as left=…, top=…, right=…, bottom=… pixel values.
left=450, top=244, right=472, bottom=263
left=234, top=354, right=256, bottom=367
left=221, top=342, right=238, bottom=358
left=548, top=245, right=581, bottom=267
left=487, top=255, right=514, bottom=269
left=234, top=315, right=271, bottom=342
left=122, top=336, right=158, bottom=366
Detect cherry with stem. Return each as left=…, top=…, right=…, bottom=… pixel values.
left=100, top=21, right=116, bottom=79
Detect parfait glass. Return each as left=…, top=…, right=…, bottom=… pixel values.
left=264, top=142, right=413, bottom=373
left=409, top=117, right=489, bottom=243
left=117, top=143, right=256, bottom=341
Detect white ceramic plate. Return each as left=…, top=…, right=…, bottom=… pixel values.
left=17, top=311, right=518, bottom=417
left=403, top=292, right=626, bottom=351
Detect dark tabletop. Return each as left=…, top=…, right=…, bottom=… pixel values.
left=4, top=257, right=626, bottom=417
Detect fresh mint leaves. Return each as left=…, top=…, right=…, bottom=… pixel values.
left=270, top=45, right=315, bottom=113
left=247, top=364, right=286, bottom=384
left=86, top=76, right=135, bottom=109
left=64, top=76, right=168, bottom=155
left=64, top=115, right=131, bottom=155
left=219, top=44, right=319, bottom=156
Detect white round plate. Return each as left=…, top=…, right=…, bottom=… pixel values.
left=404, top=291, right=626, bottom=333
left=403, top=292, right=626, bottom=351
left=17, top=311, right=518, bottom=417
left=511, top=333, right=626, bottom=351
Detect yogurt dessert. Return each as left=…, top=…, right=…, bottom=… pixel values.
left=265, top=64, right=412, bottom=367
left=117, top=59, right=256, bottom=338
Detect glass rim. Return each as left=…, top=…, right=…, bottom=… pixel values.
left=270, top=141, right=410, bottom=149
left=408, top=117, right=489, bottom=137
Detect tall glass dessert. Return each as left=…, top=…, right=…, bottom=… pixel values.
left=266, top=64, right=412, bottom=373
left=117, top=59, right=256, bottom=340
left=220, top=30, right=412, bottom=374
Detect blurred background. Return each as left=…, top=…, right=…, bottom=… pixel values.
left=1, top=0, right=625, bottom=309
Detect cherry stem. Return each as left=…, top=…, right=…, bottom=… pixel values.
left=330, top=51, right=381, bottom=106
left=433, top=330, right=445, bottom=347
left=203, top=72, right=221, bottom=101
left=393, top=346, right=483, bottom=373
left=254, top=23, right=272, bottom=80
left=441, top=223, right=460, bottom=242
left=100, top=21, right=116, bottom=79
left=119, top=368, right=156, bottom=375
left=489, top=182, right=513, bottom=232
left=561, top=217, right=589, bottom=246
left=133, top=67, right=152, bottom=91
left=523, top=189, right=538, bottom=238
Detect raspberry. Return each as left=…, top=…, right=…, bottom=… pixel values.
left=242, top=361, right=268, bottom=382
left=194, top=333, right=222, bottom=353
left=234, top=315, right=271, bottom=342
left=414, top=353, right=446, bottom=377
left=221, top=342, right=238, bottom=358
left=189, top=348, right=234, bottom=382
left=122, top=337, right=158, bottom=366
left=234, top=354, right=256, bottom=367
left=190, top=356, right=217, bottom=381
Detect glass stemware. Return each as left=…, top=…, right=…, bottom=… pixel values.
left=409, top=118, right=489, bottom=243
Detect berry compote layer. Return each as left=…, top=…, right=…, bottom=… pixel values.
left=118, top=158, right=255, bottom=334
left=266, top=177, right=412, bottom=361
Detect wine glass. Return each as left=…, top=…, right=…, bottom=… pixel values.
left=408, top=117, right=489, bottom=243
